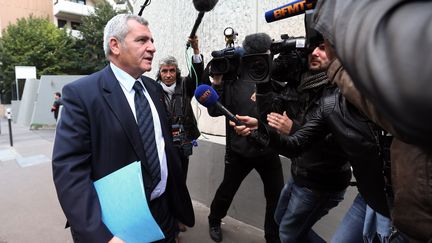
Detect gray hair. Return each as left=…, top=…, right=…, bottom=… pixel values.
left=103, top=14, right=149, bottom=60
left=156, top=56, right=182, bottom=80
left=158, top=55, right=179, bottom=69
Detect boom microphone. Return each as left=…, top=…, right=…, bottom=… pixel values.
left=189, top=12, right=205, bottom=38
left=194, top=84, right=244, bottom=125
left=189, top=0, right=219, bottom=38
left=192, top=0, right=218, bottom=12
left=137, top=0, right=151, bottom=16
left=264, top=0, right=317, bottom=23
left=242, top=33, right=272, bottom=54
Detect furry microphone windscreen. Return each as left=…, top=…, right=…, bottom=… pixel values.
left=192, top=0, right=219, bottom=12
left=242, top=33, right=273, bottom=54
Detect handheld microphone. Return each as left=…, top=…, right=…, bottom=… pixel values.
left=195, top=84, right=270, bottom=147
left=264, top=0, right=317, bottom=23
left=194, top=84, right=244, bottom=126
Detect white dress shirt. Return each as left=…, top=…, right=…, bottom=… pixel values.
left=110, top=62, right=168, bottom=200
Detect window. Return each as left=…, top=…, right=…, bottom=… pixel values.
left=58, top=19, right=67, bottom=28
left=71, top=22, right=81, bottom=30
left=70, top=0, right=86, bottom=4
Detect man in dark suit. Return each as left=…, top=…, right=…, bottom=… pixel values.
left=52, top=14, right=194, bottom=243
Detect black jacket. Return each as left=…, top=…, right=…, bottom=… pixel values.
left=328, top=59, right=432, bottom=242
left=274, top=83, right=351, bottom=192
left=314, top=1, right=432, bottom=240
left=204, top=67, right=275, bottom=158
left=159, top=57, right=204, bottom=144
left=313, top=0, right=432, bottom=147
left=268, top=84, right=389, bottom=217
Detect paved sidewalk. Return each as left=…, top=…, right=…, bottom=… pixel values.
left=0, top=120, right=265, bottom=243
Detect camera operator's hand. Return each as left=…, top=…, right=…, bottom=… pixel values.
left=229, top=115, right=258, bottom=136
left=267, top=111, right=293, bottom=135
left=188, top=36, right=200, bottom=55
left=211, top=74, right=223, bottom=85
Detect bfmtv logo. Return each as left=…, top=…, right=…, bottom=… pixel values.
left=265, top=0, right=317, bottom=23
left=198, top=89, right=212, bottom=103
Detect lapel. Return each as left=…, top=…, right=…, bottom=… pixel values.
left=100, top=66, right=149, bottom=171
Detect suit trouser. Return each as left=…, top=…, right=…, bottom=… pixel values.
left=174, top=145, right=191, bottom=183
left=150, top=193, right=177, bottom=243
left=208, top=151, right=284, bottom=243
left=179, top=155, right=189, bottom=183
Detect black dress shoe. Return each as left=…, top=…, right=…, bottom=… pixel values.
left=209, top=225, right=223, bottom=242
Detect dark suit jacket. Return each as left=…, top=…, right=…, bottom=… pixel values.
left=52, top=65, right=194, bottom=243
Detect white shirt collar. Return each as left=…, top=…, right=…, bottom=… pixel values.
left=110, top=62, right=143, bottom=93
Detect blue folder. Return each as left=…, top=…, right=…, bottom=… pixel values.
left=94, top=161, right=165, bottom=243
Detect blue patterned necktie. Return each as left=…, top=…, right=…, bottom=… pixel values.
left=133, top=80, right=161, bottom=191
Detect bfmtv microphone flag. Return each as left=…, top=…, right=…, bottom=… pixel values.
left=265, top=0, right=317, bottom=23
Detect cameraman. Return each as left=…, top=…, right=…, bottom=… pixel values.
left=313, top=1, right=432, bottom=241
left=156, top=36, right=204, bottom=232
left=274, top=41, right=351, bottom=242
left=203, top=60, right=284, bottom=243
left=262, top=42, right=352, bottom=243
left=234, top=48, right=393, bottom=242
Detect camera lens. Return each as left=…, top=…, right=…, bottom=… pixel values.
left=241, top=54, right=271, bottom=83
left=211, top=58, right=230, bottom=75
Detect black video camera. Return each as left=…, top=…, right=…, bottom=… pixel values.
left=239, top=35, right=308, bottom=85
left=209, top=27, right=245, bottom=78
left=240, top=10, right=322, bottom=86
left=210, top=46, right=245, bottom=76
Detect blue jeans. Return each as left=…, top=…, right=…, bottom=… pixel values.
left=274, top=178, right=346, bottom=243
left=331, top=194, right=392, bottom=243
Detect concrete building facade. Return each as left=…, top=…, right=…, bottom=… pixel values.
left=0, top=0, right=133, bottom=37
left=132, top=1, right=306, bottom=136
left=0, top=0, right=53, bottom=36
left=133, top=1, right=306, bottom=79
left=53, top=0, right=135, bottom=37
left=53, top=0, right=98, bottom=37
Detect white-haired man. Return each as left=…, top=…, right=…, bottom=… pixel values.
left=52, top=14, right=194, bottom=243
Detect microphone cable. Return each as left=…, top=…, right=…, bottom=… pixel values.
left=137, top=0, right=151, bottom=16
left=185, top=45, right=210, bottom=140
left=185, top=46, right=199, bottom=89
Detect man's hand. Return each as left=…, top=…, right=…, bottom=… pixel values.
left=267, top=112, right=293, bottom=135
left=108, top=236, right=125, bottom=243
left=229, top=115, right=258, bottom=136
left=212, top=74, right=223, bottom=86
left=188, top=36, right=200, bottom=54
